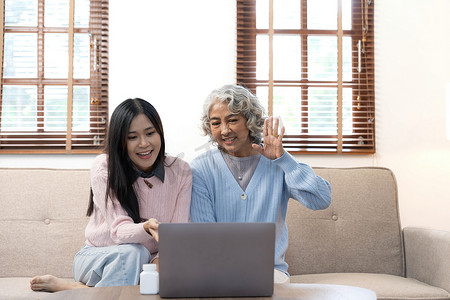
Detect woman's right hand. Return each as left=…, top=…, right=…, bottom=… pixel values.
left=144, top=218, right=160, bottom=242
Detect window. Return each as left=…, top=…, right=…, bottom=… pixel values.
left=237, top=0, right=374, bottom=153
left=0, top=0, right=108, bottom=153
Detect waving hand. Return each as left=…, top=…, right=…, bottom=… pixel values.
left=252, top=116, right=285, bottom=160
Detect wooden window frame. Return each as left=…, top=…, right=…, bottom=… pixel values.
left=0, top=0, right=109, bottom=154
left=237, top=0, right=375, bottom=154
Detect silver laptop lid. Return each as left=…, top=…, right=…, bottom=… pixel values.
left=158, top=222, right=275, bottom=298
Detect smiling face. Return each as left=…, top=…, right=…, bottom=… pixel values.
left=126, top=113, right=161, bottom=173
left=209, top=100, right=255, bottom=157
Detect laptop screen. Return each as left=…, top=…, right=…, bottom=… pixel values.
left=158, top=222, right=275, bottom=298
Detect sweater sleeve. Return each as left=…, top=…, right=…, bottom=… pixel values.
left=274, top=152, right=332, bottom=210
left=190, top=158, right=217, bottom=223
left=90, top=156, right=151, bottom=245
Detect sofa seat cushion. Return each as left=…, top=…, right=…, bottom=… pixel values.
left=0, top=277, right=72, bottom=300
left=290, top=273, right=450, bottom=300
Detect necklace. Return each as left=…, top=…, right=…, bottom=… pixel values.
left=223, top=152, right=244, bottom=180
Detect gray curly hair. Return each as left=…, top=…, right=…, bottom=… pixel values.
left=200, top=84, right=266, bottom=144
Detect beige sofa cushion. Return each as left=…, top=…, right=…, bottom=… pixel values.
left=286, top=167, right=404, bottom=276
left=0, top=168, right=90, bottom=278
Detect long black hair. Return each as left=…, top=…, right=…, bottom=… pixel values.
left=86, top=98, right=166, bottom=223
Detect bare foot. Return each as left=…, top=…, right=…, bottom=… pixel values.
left=30, top=275, right=88, bottom=292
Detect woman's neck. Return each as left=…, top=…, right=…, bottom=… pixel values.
left=219, top=147, right=259, bottom=157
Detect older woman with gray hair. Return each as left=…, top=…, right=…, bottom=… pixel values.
left=189, top=84, right=332, bottom=283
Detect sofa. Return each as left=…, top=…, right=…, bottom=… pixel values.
left=1, top=167, right=449, bottom=300
left=0, top=168, right=90, bottom=300
left=286, top=167, right=450, bottom=300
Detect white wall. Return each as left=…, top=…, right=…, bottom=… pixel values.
left=373, top=0, right=450, bottom=231
left=1, top=0, right=449, bottom=231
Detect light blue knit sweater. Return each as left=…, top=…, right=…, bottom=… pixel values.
left=190, top=148, right=332, bottom=275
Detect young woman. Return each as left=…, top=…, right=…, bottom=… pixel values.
left=30, top=98, right=192, bottom=292
left=189, top=85, right=332, bottom=283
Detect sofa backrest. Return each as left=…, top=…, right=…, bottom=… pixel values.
left=0, top=168, right=90, bottom=278
left=285, top=167, right=405, bottom=277
left=1, top=167, right=405, bottom=279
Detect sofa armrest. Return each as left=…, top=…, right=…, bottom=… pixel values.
left=403, top=226, right=450, bottom=293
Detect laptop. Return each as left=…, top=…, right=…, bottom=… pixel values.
left=158, top=222, right=275, bottom=298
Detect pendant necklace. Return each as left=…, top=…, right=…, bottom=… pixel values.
left=237, top=163, right=243, bottom=180
left=224, top=152, right=244, bottom=181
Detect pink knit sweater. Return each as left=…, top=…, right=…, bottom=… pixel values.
left=84, top=154, right=192, bottom=257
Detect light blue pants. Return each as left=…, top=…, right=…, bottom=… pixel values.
left=73, top=244, right=150, bottom=287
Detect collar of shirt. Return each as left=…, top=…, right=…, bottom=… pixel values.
left=134, top=160, right=165, bottom=182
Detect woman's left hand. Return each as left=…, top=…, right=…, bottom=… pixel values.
left=144, top=218, right=160, bottom=242
left=252, top=116, right=285, bottom=160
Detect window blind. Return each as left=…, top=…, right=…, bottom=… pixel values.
left=237, top=0, right=375, bottom=154
left=0, top=0, right=109, bottom=153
